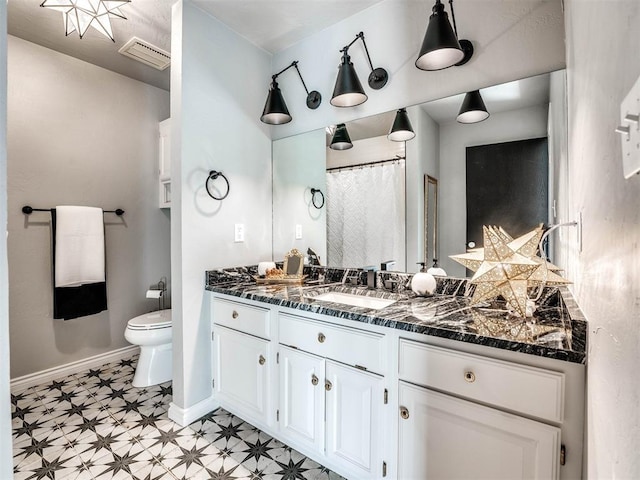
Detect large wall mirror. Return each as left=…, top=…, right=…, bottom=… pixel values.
left=272, top=69, right=568, bottom=278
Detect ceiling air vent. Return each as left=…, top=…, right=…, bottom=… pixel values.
left=118, top=37, right=170, bottom=71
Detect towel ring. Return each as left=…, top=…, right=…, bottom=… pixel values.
left=310, top=188, right=325, bottom=209
left=206, top=170, right=230, bottom=201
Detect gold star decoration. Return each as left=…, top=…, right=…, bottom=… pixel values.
left=450, top=225, right=570, bottom=317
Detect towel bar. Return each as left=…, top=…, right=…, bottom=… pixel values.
left=22, top=206, right=125, bottom=216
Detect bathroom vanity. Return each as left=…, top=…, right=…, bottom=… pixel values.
left=205, top=269, right=586, bottom=480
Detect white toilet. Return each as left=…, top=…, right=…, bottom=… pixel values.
left=124, top=309, right=172, bottom=387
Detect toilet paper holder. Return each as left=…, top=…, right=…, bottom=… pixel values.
left=146, top=277, right=167, bottom=310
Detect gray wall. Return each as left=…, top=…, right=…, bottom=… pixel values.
left=0, top=1, right=12, bottom=476
left=170, top=1, right=272, bottom=414
left=438, top=104, right=549, bottom=277
left=563, top=1, right=640, bottom=477
left=7, top=36, right=170, bottom=378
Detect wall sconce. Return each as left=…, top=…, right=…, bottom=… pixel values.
left=330, top=124, right=353, bottom=150
left=41, top=0, right=130, bottom=42
left=388, top=108, right=416, bottom=142
left=331, top=32, right=389, bottom=108
left=456, top=90, right=490, bottom=123
left=261, top=61, right=321, bottom=125
left=415, top=0, right=473, bottom=71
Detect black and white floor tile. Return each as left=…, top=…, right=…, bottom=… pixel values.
left=12, top=355, right=344, bottom=480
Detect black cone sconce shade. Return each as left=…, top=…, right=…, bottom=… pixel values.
left=388, top=108, right=416, bottom=142
left=330, top=124, right=353, bottom=150
left=331, top=32, right=388, bottom=108
left=457, top=90, right=490, bottom=123
left=261, top=60, right=321, bottom=125
left=416, top=0, right=473, bottom=71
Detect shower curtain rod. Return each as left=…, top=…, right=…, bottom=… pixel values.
left=326, top=156, right=405, bottom=173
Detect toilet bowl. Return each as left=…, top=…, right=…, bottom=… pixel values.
left=124, top=309, right=172, bottom=388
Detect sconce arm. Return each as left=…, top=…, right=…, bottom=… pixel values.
left=340, top=31, right=388, bottom=90
left=271, top=60, right=322, bottom=110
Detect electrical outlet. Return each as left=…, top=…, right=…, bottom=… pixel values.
left=234, top=224, right=245, bottom=243
left=295, top=224, right=303, bottom=239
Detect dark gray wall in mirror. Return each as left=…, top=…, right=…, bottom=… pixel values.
left=272, top=70, right=568, bottom=277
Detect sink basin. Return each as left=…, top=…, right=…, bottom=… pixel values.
left=310, top=291, right=396, bottom=310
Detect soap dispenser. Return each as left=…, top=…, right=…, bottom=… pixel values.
left=427, top=259, right=447, bottom=277
left=411, top=262, right=437, bottom=296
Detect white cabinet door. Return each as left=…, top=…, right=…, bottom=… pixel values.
left=279, top=346, right=325, bottom=455
left=398, top=381, right=561, bottom=480
left=325, top=361, right=384, bottom=479
left=212, top=325, right=270, bottom=425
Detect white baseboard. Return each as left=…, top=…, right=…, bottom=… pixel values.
left=168, top=396, right=218, bottom=427
left=10, top=345, right=140, bottom=393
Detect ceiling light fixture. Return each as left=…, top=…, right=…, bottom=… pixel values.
left=415, top=0, right=473, bottom=71
left=456, top=90, right=490, bottom=123
left=388, top=108, right=416, bottom=142
left=331, top=32, right=388, bottom=108
left=329, top=124, right=353, bottom=150
left=261, top=61, right=321, bottom=125
left=41, top=0, right=130, bottom=42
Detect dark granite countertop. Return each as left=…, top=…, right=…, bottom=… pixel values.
left=205, top=267, right=587, bottom=364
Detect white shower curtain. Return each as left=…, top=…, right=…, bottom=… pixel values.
left=326, top=160, right=406, bottom=271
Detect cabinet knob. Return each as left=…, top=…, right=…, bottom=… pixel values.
left=325, top=380, right=333, bottom=391
left=464, top=371, right=476, bottom=383
left=400, top=406, right=410, bottom=420
left=318, top=332, right=326, bottom=343
left=232, top=310, right=239, bottom=319
left=311, top=374, right=319, bottom=386
left=258, top=355, right=266, bottom=365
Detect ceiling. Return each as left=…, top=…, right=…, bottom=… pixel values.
left=7, top=0, right=385, bottom=91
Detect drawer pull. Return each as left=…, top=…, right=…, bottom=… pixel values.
left=311, top=374, right=319, bottom=386
left=232, top=310, right=239, bottom=319
left=325, top=379, right=333, bottom=391
left=317, top=332, right=326, bottom=343
left=464, top=371, right=476, bottom=383
left=258, top=355, right=266, bottom=365
left=400, top=406, right=410, bottom=420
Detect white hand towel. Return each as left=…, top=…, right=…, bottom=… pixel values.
left=55, top=206, right=105, bottom=287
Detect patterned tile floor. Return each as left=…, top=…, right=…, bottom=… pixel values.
left=11, top=355, right=344, bottom=480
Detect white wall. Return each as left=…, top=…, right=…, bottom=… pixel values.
left=562, top=1, right=640, bottom=478
left=0, top=1, right=13, bottom=475
left=270, top=0, right=565, bottom=140
left=272, top=129, right=326, bottom=262
left=406, top=106, right=440, bottom=272
left=170, top=0, right=272, bottom=418
left=438, top=104, right=549, bottom=277
left=6, top=36, right=170, bottom=378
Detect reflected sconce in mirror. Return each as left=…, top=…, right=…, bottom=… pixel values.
left=456, top=89, right=490, bottom=123
left=388, top=108, right=416, bottom=142
left=331, top=32, right=389, bottom=108
left=415, top=0, right=473, bottom=71
left=261, top=60, right=321, bottom=125
left=330, top=123, right=353, bottom=150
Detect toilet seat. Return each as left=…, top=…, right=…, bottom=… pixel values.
left=127, top=310, right=172, bottom=330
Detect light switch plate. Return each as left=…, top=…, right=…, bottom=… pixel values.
left=295, top=224, right=303, bottom=239
left=619, top=75, right=640, bottom=179
left=234, top=224, right=244, bottom=242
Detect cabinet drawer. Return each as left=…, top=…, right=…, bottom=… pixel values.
left=279, top=313, right=385, bottom=374
left=398, top=339, right=565, bottom=423
left=213, top=298, right=270, bottom=339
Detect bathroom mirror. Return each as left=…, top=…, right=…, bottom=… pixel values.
left=424, top=175, right=438, bottom=267
left=272, top=70, right=568, bottom=278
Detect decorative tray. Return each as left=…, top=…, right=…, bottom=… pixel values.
left=253, top=275, right=307, bottom=285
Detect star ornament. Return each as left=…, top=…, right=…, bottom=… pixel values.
left=41, top=0, right=131, bottom=42
left=451, top=225, right=570, bottom=317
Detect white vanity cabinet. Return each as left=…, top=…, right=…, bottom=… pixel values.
left=211, top=297, right=273, bottom=428
left=278, top=313, right=387, bottom=480
left=397, top=339, right=567, bottom=480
